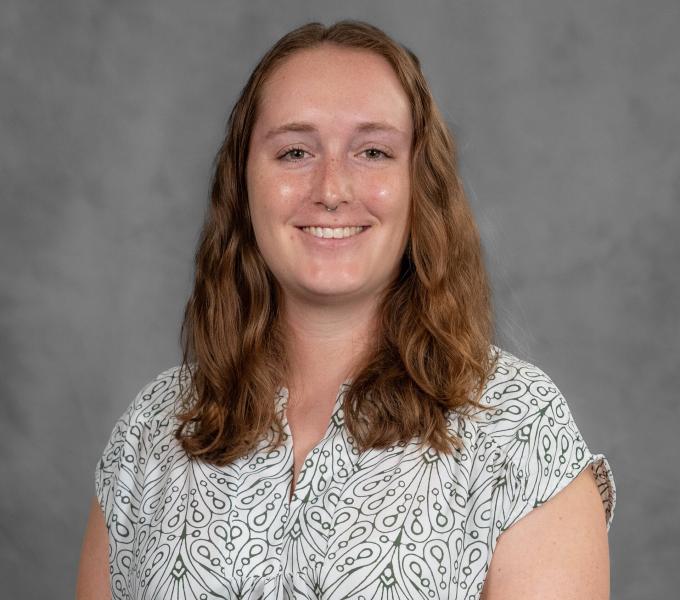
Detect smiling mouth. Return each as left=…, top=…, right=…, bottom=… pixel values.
left=298, top=225, right=370, bottom=239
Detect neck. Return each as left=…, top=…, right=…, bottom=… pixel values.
left=281, top=292, right=379, bottom=395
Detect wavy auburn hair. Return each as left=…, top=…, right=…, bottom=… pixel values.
left=174, top=19, right=499, bottom=465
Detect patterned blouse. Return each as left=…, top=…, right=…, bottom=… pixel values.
left=95, top=345, right=616, bottom=599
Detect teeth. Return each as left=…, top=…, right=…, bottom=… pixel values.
left=301, top=226, right=366, bottom=239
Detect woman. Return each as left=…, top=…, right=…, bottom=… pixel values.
left=77, top=19, right=616, bottom=599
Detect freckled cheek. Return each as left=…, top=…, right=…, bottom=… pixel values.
left=251, top=178, right=305, bottom=234
left=364, top=180, right=410, bottom=220
left=258, top=177, right=306, bottom=211
left=276, top=181, right=298, bottom=204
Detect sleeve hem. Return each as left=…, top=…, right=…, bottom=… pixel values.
left=94, top=458, right=107, bottom=522
left=589, top=452, right=616, bottom=533
left=499, top=451, right=616, bottom=536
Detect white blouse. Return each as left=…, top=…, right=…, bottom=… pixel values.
left=95, top=345, right=616, bottom=599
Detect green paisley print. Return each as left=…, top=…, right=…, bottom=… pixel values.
left=95, top=346, right=616, bottom=599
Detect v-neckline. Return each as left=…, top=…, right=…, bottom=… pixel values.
left=276, top=379, right=350, bottom=420
left=277, top=380, right=350, bottom=502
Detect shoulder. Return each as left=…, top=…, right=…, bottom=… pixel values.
left=443, top=344, right=575, bottom=468
left=121, top=363, right=193, bottom=428
left=466, top=346, right=615, bottom=530
left=470, top=345, right=576, bottom=443
left=98, top=364, right=192, bottom=457
left=457, top=345, right=598, bottom=500
left=94, top=364, right=192, bottom=524
left=483, top=344, right=561, bottom=401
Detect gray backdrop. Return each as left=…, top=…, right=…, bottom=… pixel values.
left=2, top=1, right=678, bottom=597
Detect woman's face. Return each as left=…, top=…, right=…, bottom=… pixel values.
left=246, top=44, right=413, bottom=306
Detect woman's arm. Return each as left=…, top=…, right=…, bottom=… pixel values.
left=75, top=496, right=112, bottom=600
left=481, top=467, right=610, bottom=599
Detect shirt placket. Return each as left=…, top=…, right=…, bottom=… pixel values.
left=276, top=383, right=352, bottom=576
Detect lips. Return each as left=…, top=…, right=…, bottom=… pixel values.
left=295, top=225, right=370, bottom=229
left=299, top=225, right=369, bottom=240
left=296, top=226, right=370, bottom=244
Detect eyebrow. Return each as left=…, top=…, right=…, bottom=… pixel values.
left=263, top=121, right=406, bottom=140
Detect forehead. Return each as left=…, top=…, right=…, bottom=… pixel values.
left=255, top=45, right=412, bottom=135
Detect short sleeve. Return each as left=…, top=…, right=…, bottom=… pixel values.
left=94, top=381, right=152, bottom=543
left=487, top=362, right=616, bottom=538
left=93, top=366, right=186, bottom=597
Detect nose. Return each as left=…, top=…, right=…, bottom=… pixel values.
left=316, top=154, right=352, bottom=212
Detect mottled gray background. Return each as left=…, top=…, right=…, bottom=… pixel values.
left=1, top=0, right=678, bottom=597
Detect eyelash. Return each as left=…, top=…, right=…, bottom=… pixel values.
left=277, top=147, right=392, bottom=161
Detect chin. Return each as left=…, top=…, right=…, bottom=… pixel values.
left=295, top=276, right=368, bottom=300
left=303, top=283, right=364, bottom=298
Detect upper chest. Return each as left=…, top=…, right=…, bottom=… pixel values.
left=131, top=425, right=492, bottom=598
left=116, top=402, right=497, bottom=599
